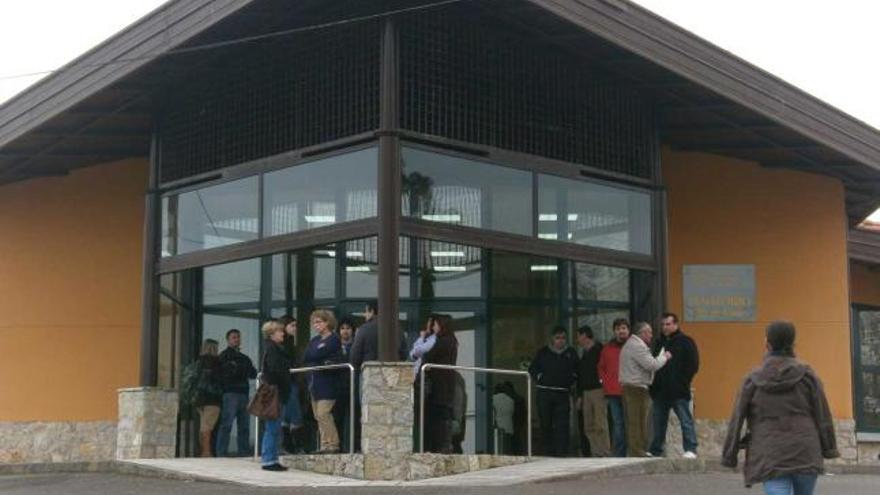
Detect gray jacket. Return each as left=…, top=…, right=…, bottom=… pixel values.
left=619, top=335, right=668, bottom=388
left=349, top=319, right=378, bottom=371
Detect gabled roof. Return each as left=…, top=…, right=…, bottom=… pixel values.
left=0, top=0, right=877, bottom=220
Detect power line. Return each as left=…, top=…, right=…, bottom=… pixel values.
left=0, top=0, right=468, bottom=83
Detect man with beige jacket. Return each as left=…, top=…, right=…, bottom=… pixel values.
left=619, top=322, right=670, bottom=457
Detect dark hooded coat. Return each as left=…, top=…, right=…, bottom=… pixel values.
left=721, top=354, right=839, bottom=486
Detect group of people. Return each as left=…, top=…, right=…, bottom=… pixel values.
left=529, top=314, right=839, bottom=495
left=528, top=313, right=700, bottom=458
left=185, top=306, right=839, bottom=492
left=182, top=300, right=465, bottom=471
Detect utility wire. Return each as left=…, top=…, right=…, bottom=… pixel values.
left=0, top=0, right=468, bottom=82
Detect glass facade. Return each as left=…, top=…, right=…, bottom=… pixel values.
left=164, top=176, right=260, bottom=256
left=161, top=147, right=378, bottom=257
left=538, top=174, right=652, bottom=254
left=160, top=232, right=655, bottom=454
left=157, top=138, right=660, bottom=456
left=854, top=306, right=880, bottom=432
left=402, top=147, right=653, bottom=255
left=264, top=148, right=378, bottom=235
left=402, top=147, right=533, bottom=236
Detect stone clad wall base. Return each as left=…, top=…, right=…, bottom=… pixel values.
left=116, top=387, right=178, bottom=460
left=282, top=453, right=530, bottom=481
left=663, top=418, right=870, bottom=465
left=0, top=421, right=116, bottom=464
left=360, top=362, right=414, bottom=457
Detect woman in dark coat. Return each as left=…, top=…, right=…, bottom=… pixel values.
left=259, top=320, right=292, bottom=471
left=422, top=314, right=458, bottom=453
left=721, top=321, right=838, bottom=494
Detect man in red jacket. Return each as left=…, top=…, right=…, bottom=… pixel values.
left=598, top=318, right=630, bottom=457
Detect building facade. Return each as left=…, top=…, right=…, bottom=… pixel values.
left=0, top=0, right=879, bottom=463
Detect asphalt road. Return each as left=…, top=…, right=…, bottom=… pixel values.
left=0, top=472, right=875, bottom=495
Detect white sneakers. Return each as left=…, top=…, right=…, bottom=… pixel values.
left=682, top=451, right=698, bottom=459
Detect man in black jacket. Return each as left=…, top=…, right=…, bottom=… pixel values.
left=529, top=326, right=578, bottom=457
left=649, top=312, right=700, bottom=458
left=576, top=325, right=609, bottom=457
left=216, top=329, right=258, bottom=457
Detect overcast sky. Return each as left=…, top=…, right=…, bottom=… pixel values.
left=1, top=0, right=878, bottom=220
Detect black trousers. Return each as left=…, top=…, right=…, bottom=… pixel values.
left=537, top=389, right=570, bottom=457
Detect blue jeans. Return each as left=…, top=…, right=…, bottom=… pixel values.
left=763, top=474, right=818, bottom=495
left=649, top=398, right=697, bottom=456
left=607, top=396, right=626, bottom=457
left=283, top=382, right=303, bottom=428
left=216, top=392, right=251, bottom=456
left=261, top=417, right=281, bottom=466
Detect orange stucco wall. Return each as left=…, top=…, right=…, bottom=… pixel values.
left=0, top=160, right=147, bottom=421
left=851, top=260, right=880, bottom=307
left=664, top=149, right=852, bottom=420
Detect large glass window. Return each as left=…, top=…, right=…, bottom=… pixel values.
left=344, top=237, right=411, bottom=298
left=264, top=147, right=378, bottom=236
left=538, top=174, right=652, bottom=255
left=415, top=239, right=482, bottom=298
left=402, top=147, right=533, bottom=236
left=165, top=176, right=259, bottom=255
left=161, top=146, right=378, bottom=258
left=854, top=306, right=880, bottom=432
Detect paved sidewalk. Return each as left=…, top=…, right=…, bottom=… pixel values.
left=120, top=457, right=688, bottom=487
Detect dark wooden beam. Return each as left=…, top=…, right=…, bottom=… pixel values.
left=377, top=17, right=401, bottom=362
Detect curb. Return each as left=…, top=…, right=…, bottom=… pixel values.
left=531, top=458, right=708, bottom=485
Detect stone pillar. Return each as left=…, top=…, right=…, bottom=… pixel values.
left=360, top=362, right=414, bottom=480
left=116, top=387, right=178, bottom=460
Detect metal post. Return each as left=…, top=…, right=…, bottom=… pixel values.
left=419, top=366, right=426, bottom=453
left=253, top=372, right=261, bottom=461
left=526, top=374, right=532, bottom=458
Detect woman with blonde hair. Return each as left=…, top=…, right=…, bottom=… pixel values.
left=259, top=319, right=292, bottom=471
left=189, top=339, right=223, bottom=457
left=303, top=309, right=342, bottom=454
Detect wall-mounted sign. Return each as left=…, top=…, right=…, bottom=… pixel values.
left=683, top=264, right=755, bottom=322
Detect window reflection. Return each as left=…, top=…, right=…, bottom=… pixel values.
left=344, top=237, right=411, bottom=298
left=490, top=251, right=559, bottom=299
left=575, top=263, right=629, bottom=303
left=402, top=147, right=533, bottom=236
left=170, top=176, right=259, bottom=255
left=415, top=239, right=482, bottom=298
left=264, top=147, right=378, bottom=236
left=538, top=174, right=651, bottom=255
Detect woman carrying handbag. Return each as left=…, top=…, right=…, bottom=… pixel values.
left=257, top=319, right=292, bottom=471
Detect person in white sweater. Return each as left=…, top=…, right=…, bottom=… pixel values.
left=619, top=322, right=670, bottom=457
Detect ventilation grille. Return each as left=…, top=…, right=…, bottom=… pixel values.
left=159, top=21, right=381, bottom=183
left=400, top=8, right=656, bottom=179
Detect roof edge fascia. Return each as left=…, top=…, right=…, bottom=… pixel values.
left=530, top=0, right=880, bottom=171
left=0, top=0, right=256, bottom=148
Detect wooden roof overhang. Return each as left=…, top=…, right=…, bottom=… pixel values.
left=0, top=0, right=877, bottom=222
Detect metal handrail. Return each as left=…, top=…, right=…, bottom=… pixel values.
left=419, top=363, right=532, bottom=457
left=253, top=363, right=356, bottom=461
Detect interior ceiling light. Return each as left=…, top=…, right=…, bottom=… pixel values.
left=434, top=266, right=467, bottom=272
left=345, top=266, right=370, bottom=272
left=430, top=251, right=465, bottom=257
left=421, top=214, right=461, bottom=222
left=530, top=265, right=558, bottom=272
left=304, top=215, right=336, bottom=223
